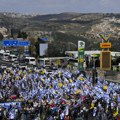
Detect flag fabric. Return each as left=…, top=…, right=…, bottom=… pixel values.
left=113, top=107, right=119, bottom=117
left=63, top=71, right=72, bottom=79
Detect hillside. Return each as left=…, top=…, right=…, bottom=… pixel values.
left=0, top=12, right=120, bottom=53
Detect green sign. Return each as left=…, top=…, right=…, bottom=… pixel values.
left=78, top=41, right=85, bottom=71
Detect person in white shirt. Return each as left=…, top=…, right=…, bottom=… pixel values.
left=60, top=112, right=64, bottom=120
left=9, top=111, right=16, bottom=120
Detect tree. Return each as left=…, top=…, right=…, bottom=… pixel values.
left=35, top=41, right=39, bottom=56
left=17, top=31, right=28, bottom=39
left=29, top=37, right=37, bottom=57
left=48, top=41, right=66, bottom=57
left=0, top=32, right=3, bottom=40
left=29, top=45, right=36, bottom=57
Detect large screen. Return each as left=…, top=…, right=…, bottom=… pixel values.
left=39, top=43, right=48, bottom=56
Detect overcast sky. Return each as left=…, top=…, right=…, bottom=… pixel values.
left=0, top=0, right=120, bottom=14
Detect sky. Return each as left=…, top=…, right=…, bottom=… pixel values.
left=0, top=0, right=120, bottom=14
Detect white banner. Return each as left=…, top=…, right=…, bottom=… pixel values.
left=39, top=43, right=48, bottom=56
left=78, top=41, right=85, bottom=49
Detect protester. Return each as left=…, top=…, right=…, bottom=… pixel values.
left=0, top=66, right=120, bottom=120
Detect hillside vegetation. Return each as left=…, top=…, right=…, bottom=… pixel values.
left=0, top=12, right=120, bottom=56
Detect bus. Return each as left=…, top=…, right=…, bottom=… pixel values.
left=25, top=57, right=36, bottom=65
left=38, top=58, right=51, bottom=67
left=38, top=57, right=68, bottom=67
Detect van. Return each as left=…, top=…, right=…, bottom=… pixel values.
left=9, top=54, right=18, bottom=61
left=25, top=57, right=36, bottom=65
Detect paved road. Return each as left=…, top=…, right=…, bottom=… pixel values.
left=86, top=68, right=120, bottom=83
left=104, top=71, right=120, bottom=83
left=0, top=59, right=12, bottom=66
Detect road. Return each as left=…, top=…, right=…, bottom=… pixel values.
left=86, top=69, right=120, bottom=83
left=104, top=71, right=120, bottom=83
left=0, top=59, right=12, bottom=66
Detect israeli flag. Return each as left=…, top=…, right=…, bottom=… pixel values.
left=64, top=106, right=69, bottom=115
left=63, top=71, right=72, bottom=79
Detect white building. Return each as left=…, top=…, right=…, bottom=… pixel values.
left=65, top=50, right=120, bottom=58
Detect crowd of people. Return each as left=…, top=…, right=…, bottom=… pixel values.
left=0, top=66, right=120, bottom=120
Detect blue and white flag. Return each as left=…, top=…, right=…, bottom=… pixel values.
left=63, top=71, right=72, bottom=79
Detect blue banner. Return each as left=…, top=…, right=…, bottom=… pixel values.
left=38, top=37, right=48, bottom=41
left=2, top=40, right=30, bottom=46
left=3, top=40, right=18, bottom=46
left=19, top=41, right=30, bottom=46
left=0, top=102, right=21, bottom=109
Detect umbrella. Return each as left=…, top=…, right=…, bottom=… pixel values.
left=69, top=79, right=73, bottom=83
left=10, top=95, right=17, bottom=99
left=61, top=99, right=66, bottom=104
left=103, top=85, right=108, bottom=90
left=79, top=77, right=84, bottom=81
left=76, top=89, right=82, bottom=94
left=58, top=83, right=63, bottom=88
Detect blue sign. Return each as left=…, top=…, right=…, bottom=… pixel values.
left=19, top=41, right=30, bottom=46
left=2, top=40, right=30, bottom=46
left=0, top=102, right=21, bottom=109
left=3, top=40, right=18, bottom=46
left=38, top=37, right=48, bottom=41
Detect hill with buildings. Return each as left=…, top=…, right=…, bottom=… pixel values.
left=0, top=12, right=120, bottom=55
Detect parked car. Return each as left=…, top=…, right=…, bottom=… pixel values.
left=1, top=64, right=7, bottom=69
left=19, top=62, right=27, bottom=69
left=12, top=61, right=19, bottom=67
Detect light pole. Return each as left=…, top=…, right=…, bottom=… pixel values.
left=93, top=58, right=96, bottom=68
